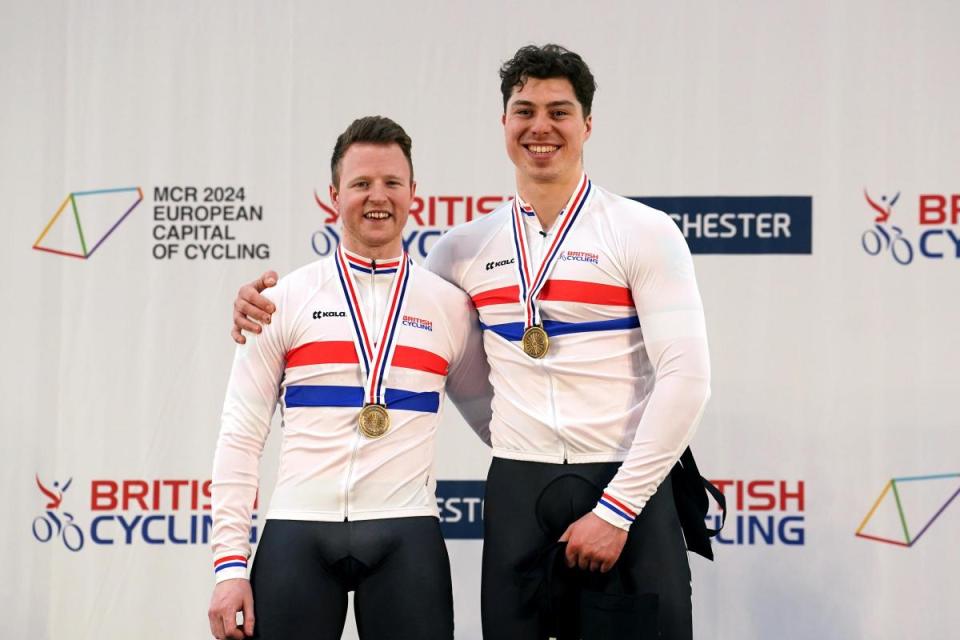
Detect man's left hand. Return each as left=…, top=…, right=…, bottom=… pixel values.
left=558, top=512, right=628, bottom=573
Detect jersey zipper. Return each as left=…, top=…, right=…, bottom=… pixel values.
left=345, top=257, right=378, bottom=520
left=371, top=259, right=379, bottom=347
left=537, top=226, right=567, bottom=463
left=342, top=431, right=361, bottom=521
left=545, top=364, right=567, bottom=463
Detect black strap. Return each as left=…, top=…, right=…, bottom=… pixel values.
left=670, top=447, right=726, bottom=561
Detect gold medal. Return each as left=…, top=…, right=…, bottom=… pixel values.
left=521, top=325, right=550, bottom=359
left=358, top=404, right=390, bottom=439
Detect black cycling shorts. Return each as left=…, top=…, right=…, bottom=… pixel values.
left=481, top=458, right=692, bottom=639
left=249, top=516, right=453, bottom=640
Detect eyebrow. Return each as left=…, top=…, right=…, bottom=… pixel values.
left=510, top=99, right=577, bottom=109
left=349, top=174, right=407, bottom=183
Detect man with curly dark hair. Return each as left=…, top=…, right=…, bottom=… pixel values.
left=231, top=45, right=711, bottom=639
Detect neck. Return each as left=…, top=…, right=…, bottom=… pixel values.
left=341, top=237, right=403, bottom=260
left=516, top=169, right=583, bottom=230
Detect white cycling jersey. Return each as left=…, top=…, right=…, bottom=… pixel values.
left=425, top=176, right=711, bottom=531
left=210, top=248, right=491, bottom=582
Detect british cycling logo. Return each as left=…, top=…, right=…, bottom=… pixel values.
left=862, top=190, right=912, bottom=264
left=33, top=475, right=84, bottom=551
left=706, top=478, right=805, bottom=545
left=312, top=192, right=814, bottom=257
left=31, top=473, right=259, bottom=549
left=311, top=190, right=510, bottom=260
left=855, top=472, right=960, bottom=547
left=861, top=188, right=960, bottom=265
left=32, top=187, right=143, bottom=259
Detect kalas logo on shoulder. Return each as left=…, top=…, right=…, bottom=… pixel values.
left=861, top=189, right=960, bottom=265
left=31, top=473, right=259, bottom=551
left=856, top=472, right=960, bottom=547
left=313, top=310, right=346, bottom=319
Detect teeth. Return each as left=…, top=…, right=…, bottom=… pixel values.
left=528, top=145, right=558, bottom=154
left=364, top=211, right=390, bottom=219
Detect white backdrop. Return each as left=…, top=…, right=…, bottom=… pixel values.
left=3, top=1, right=959, bottom=638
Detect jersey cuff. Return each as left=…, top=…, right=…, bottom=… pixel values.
left=592, top=491, right=638, bottom=531
left=213, top=554, right=249, bottom=582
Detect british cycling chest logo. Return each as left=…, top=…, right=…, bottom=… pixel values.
left=33, top=474, right=85, bottom=551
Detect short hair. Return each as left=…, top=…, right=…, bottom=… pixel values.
left=330, top=116, right=413, bottom=187
left=499, top=44, right=597, bottom=116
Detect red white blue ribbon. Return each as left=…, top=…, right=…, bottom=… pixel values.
left=343, top=252, right=401, bottom=274
left=334, top=245, right=411, bottom=406
left=510, top=174, right=593, bottom=330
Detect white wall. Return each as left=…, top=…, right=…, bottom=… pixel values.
left=3, top=1, right=958, bottom=638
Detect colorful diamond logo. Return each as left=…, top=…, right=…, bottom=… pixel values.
left=33, top=187, right=143, bottom=259
left=855, top=473, right=960, bottom=547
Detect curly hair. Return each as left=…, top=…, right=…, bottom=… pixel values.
left=499, top=44, right=597, bottom=116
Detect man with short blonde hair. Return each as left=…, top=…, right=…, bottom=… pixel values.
left=209, top=116, right=490, bottom=640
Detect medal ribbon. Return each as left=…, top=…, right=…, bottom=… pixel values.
left=334, top=245, right=412, bottom=406
left=510, top=174, right=593, bottom=329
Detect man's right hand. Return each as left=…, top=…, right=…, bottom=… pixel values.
left=207, top=578, right=255, bottom=639
left=231, top=271, right=279, bottom=344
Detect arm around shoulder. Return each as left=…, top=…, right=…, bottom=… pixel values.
left=444, top=288, right=493, bottom=446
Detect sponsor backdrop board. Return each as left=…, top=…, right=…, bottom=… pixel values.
left=2, top=1, right=958, bottom=638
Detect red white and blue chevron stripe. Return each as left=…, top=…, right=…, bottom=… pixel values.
left=214, top=554, right=247, bottom=574
left=598, top=491, right=637, bottom=524
left=334, top=245, right=411, bottom=406
left=510, top=174, right=592, bottom=329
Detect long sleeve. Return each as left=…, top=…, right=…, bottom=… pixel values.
left=445, top=292, right=494, bottom=446
left=592, top=211, right=711, bottom=530
left=425, top=237, right=493, bottom=444
left=210, top=287, right=287, bottom=581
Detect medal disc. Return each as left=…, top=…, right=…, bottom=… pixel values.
left=358, top=404, right=390, bottom=439
left=521, top=325, right=550, bottom=359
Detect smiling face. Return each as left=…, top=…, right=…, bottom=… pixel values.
left=502, top=76, right=592, bottom=188
left=329, top=142, right=415, bottom=258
